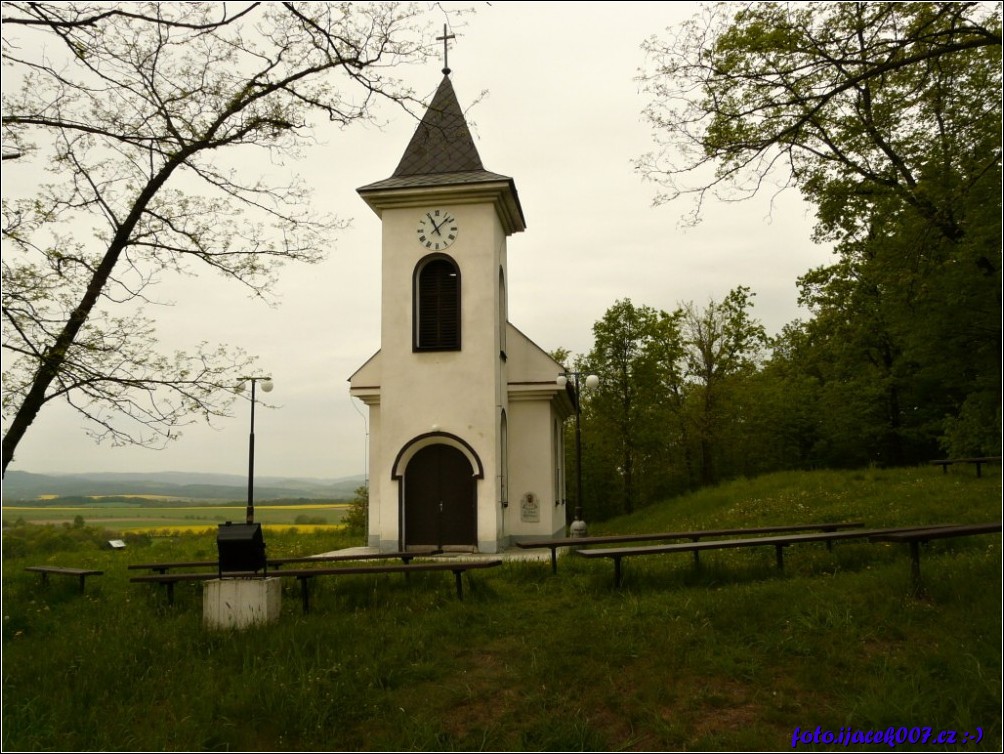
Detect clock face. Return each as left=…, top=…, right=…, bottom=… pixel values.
left=416, top=209, right=459, bottom=251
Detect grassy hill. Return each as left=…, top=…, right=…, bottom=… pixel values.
left=2, top=466, right=1000, bottom=751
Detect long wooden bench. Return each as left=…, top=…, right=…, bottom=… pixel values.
left=929, top=456, right=1001, bottom=477
left=130, top=559, right=502, bottom=609
left=128, top=560, right=218, bottom=574
left=870, top=522, right=1002, bottom=592
left=25, top=566, right=103, bottom=594
left=129, top=571, right=256, bottom=604
left=276, top=560, right=503, bottom=611
left=128, top=548, right=438, bottom=574
left=514, top=522, right=865, bottom=574
left=575, top=525, right=949, bottom=588
left=269, top=547, right=440, bottom=570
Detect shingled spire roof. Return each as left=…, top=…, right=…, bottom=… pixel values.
left=357, top=72, right=526, bottom=233
left=361, top=72, right=530, bottom=232
left=392, top=74, right=484, bottom=177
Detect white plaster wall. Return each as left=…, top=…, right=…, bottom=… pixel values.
left=348, top=184, right=575, bottom=552
left=507, top=399, right=566, bottom=539
left=366, top=403, right=385, bottom=549
left=374, top=203, right=507, bottom=551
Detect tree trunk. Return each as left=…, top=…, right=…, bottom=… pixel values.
left=2, top=152, right=190, bottom=476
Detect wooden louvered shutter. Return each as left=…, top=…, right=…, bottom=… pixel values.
left=416, top=258, right=460, bottom=350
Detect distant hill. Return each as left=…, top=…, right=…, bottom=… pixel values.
left=1, top=470, right=365, bottom=503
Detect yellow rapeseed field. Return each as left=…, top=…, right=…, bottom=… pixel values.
left=125, top=523, right=347, bottom=535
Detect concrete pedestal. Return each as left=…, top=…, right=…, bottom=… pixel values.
left=203, top=577, right=281, bottom=630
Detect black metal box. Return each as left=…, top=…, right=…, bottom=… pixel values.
left=216, top=522, right=267, bottom=576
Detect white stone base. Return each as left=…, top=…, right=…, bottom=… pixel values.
left=203, top=577, right=281, bottom=630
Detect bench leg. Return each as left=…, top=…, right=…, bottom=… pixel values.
left=613, top=557, right=623, bottom=588
left=775, top=544, right=785, bottom=571
left=551, top=547, right=558, bottom=575
left=824, top=529, right=835, bottom=552
left=453, top=570, right=464, bottom=600
left=401, top=557, right=415, bottom=579
left=909, top=541, right=923, bottom=594
left=165, top=582, right=175, bottom=605
left=78, top=574, right=87, bottom=594
left=298, top=576, right=311, bottom=613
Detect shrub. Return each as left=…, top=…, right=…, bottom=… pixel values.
left=343, top=485, right=368, bottom=538
left=293, top=514, right=328, bottom=525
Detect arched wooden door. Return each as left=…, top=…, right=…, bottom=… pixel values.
left=404, top=444, right=476, bottom=549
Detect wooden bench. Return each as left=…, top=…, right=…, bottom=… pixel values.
left=130, top=559, right=502, bottom=610
left=128, top=560, right=218, bottom=574
left=128, top=548, right=439, bottom=574
left=275, top=559, right=503, bottom=612
left=929, top=456, right=1001, bottom=477
left=514, top=522, right=865, bottom=574
left=129, top=571, right=256, bottom=604
left=870, top=522, right=1002, bottom=592
left=575, top=524, right=950, bottom=588
left=25, top=566, right=104, bottom=594
left=268, top=547, right=440, bottom=570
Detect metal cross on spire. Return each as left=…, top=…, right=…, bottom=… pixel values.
left=436, top=24, right=456, bottom=75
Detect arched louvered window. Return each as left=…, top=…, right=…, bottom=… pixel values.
left=414, top=255, right=461, bottom=350
left=498, top=266, right=507, bottom=359
left=500, top=409, right=509, bottom=507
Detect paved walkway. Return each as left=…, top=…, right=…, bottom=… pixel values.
left=317, top=545, right=551, bottom=563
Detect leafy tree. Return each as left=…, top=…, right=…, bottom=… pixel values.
left=638, top=1, right=1001, bottom=239
left=742, top=321, right=823, bottom=472
left=584, top=300, right=668, bottom=516
left=548, top=347, right=572, bottom=367
left=639, top=2, right=1001, bottom=461
left=1, top=1, right=440, bottom=475
left=679, top=286, right=767, bottom=484
left=634, top=308, right=690, bottom=498
left=577, top=292, right=767, bottom=516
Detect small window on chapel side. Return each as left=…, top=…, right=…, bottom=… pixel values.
left=414, top=256, right=461, bottom=351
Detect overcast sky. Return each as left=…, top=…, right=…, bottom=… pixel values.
left=6, top=2, right=834, bottom=481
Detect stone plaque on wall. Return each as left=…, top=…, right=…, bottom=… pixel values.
left=520, top=492, right=540, bottom=523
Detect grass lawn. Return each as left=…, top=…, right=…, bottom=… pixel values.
left=2, top=502, right=349, bottom=529
left=2, top=466, right=1000, bottom=751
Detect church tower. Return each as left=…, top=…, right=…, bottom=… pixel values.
left=349, top=63, right=572, bottom=553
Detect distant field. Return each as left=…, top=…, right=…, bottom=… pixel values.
left=34, top=494, right=183, bottom=502
left=2, top=502, right=350, bottom=530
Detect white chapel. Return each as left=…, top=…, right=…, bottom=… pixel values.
left=348, top=67, right=573, bottom=553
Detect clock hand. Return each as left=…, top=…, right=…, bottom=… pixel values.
left=428, top=215, right=445, bottom=236
left=425, top=213, right=442, bottom=235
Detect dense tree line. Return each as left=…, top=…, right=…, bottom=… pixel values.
left=567, top=2, right=1001, bottom=522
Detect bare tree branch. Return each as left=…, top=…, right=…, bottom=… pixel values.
left=2, top=1, right=445, bottom=474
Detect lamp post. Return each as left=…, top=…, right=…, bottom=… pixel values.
left=557, top=370, right=599, bottom=537
left=238, top=376, right=273, bottom=525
